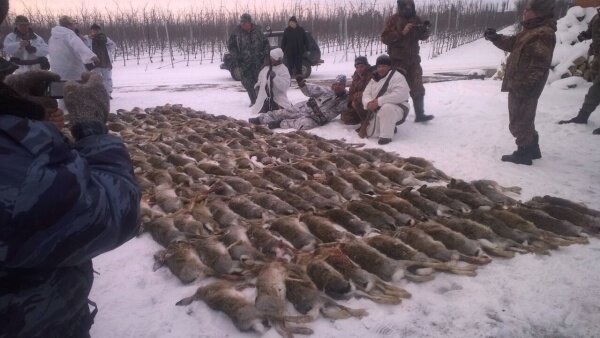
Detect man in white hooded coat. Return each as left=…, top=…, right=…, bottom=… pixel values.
left=48, top=16, right=98, bottom=81
left=251, top=48, right=292, bottom=114
left=361, top=54, right=411, bottom=145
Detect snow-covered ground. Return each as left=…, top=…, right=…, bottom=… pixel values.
left=89, top=13, right=600, bottom=338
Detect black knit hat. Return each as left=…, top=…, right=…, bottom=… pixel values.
left=354, top=56, right=369, bottom=67
left=376, top=55, right=392, bottom=66
left=289, top=16, right=297, bottom=23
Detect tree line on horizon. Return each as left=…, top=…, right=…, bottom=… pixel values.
left=0, top=0, right=572, bottom=68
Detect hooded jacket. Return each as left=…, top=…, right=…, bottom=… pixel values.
left=362, top=69, right=410, bottom=110
left=0, top=83, right=140, bottom=337
left=252, top=62, right=292, bottom=114
left=381, top=1, right=429, bottom=64
left=493, top=16, right=557, bottom=98
left=48, top=25, right=97, bottom=80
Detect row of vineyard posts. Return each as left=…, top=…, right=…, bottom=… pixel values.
left=0, top=0, right=572, bottom=68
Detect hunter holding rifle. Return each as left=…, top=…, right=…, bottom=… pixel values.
left=251, top=48, right=292, bottom=114
left=358, top=54, right=410, bottom=145
left=3, top=15, right=50, bottom=73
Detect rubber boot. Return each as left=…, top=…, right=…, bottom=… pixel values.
left=558, top=110, right=591, bottom=124
left=267, top=120, right=281, bottom=129
left=501, top=146, right=533, bottom=166
left=531, top=133, right=541, bottom=160
left=413, top=95, right=434, bottom=122
left=248, top=117, right=261, bottom=125
left=593, top=127, right=600, bottom=135
left=247, top=89, right=257, bottom=107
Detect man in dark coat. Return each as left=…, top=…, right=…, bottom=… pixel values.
left=381, top=0, right=434, bottom=123
left=558, top=7, right=600, bottom=135
left=485, top=0, right=557, bottom=165
left=227, top=13, right=270, bottom=105
left=341, top=56, right=375, bottom=125
left=0, top=3, right=141, bottom=336
left=281, top=16, right=308, bottom=77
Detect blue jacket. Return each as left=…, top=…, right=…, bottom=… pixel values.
left=0, top=85, right=140, bottom=337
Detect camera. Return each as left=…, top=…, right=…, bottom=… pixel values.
left=44, top=80, right=67, bottom=99
left=415, top=20, right=431, bottom=32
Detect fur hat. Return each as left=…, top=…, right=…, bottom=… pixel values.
left=526, top=0, right=555, bottom=17
left=90, top=23, right=101, bottom=30
left=14, top=15, right=29, bottom=24
left=354, top=56, right=369, bottom=67
left=334, top=74, right=347, bottom=86
left=289, top=16, right=297, bottom=23
left=240, top=13, right=252, bottom=23
left=270, top=48, right=284, bottom=61
left=376, top=54, right=392, bottom=67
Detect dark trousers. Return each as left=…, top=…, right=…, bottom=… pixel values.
left=391, top=59, right=425, bottom=98
left=286, top=54, right=303, bottom=76
left=580, top=76, right=600, bottom=115
left=508, top=92, right=539, bottom=147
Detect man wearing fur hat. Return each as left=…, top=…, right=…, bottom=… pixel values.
left=49, top=15, right=99, bottom=81
left=381, top=0, right=434, bottom=123
left=3, top=15, right=49, bottom=73
left=281, top=15, right=309, bottom=77
left=341, top=56, right=375, bottom=124
left=558, top=7, right=600, bottom=135
left=485, top=0, right=557, bottom=165
left=227, top=13, right=270, bottom=105
left=358, top=54, right=411, bottom=145
left=251, top=48, right=292, bottom=114
left=249, top=74, right=348, bottom=130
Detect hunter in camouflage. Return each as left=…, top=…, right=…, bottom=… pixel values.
left=341, top=56, right=375, bottom=125
left=0, top=7, right=141, bottom=332
left=227, top=13, right=270, bottom=106
left=249, top=75, right=348, bottom=130
left=485, top=0, right=557, bottom=165
left=558, top=7, right=600, bottom=135
left=381, top=0, right=434, bottom=122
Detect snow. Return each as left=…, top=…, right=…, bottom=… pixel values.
left=89, top=13, right=600, bottom=338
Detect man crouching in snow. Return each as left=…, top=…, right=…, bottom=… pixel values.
left=251, top=48, right=292, bottom=114
left=357, top=54, right=410, bottom=145
left=248, top=74, right=348, bottom=130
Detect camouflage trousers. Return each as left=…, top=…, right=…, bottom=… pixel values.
left=340, top=101, right=369, bottom=125
left=391, top=59, right=425, bottom=98
left=258, top=106, right=321, bottom=130
left=240, top=63, right=262, bottom=99
left=508, top=92, right=539, bottom=147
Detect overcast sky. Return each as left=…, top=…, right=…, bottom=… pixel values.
left=10, top=0, right=516, bottom=15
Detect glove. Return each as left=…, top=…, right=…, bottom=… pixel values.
left=38, top=57, right=50, bottom=70
left=268, top=70, right=276, bottom=80
left=25, top=45, right=37, bottom=54
left=65, top=72, right=110, bottom=138
left=296, top=75, right=306, bottom=87
left=4, top=70, right=60, bottom=110
left=578, top=31, right=588, bottom=42
left=484, top=28, right=499, bottom=41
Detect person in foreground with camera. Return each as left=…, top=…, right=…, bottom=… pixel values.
left=248, top=74, right=348, bottom=130
left=484, top=0, right=556, bottom=165
left=2, top=15, right=50, bottom=73
left=356, top=54, right=411, bottom=145
left=558, top=6, right=600, bottom=135
left=251, top=48, right=292, bottom=114
left=0, top=3, right=141, bottom=335
left=381, top=0, right=434, bottom=123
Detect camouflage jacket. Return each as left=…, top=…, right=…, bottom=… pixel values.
left=493, top=16, right=556, bottom=98
left=348, top=66, right=375, bottom=107
left=381, top=13, right=430, bottom=64
left=0, top=86, right=140, bottom=337
left=299, top=83, right=348, bottom=123
left=227, top=24, right=270, bottom=68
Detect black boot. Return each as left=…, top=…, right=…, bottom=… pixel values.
left=247, top=89, right=257, bottom=107
left=248, top=117, right=261, bottom=125
left=378, top=137, right=392, bottom=145
left=413, top=95, right=434, bottom=122
left=531, top=133, right=541, bottom=160
left=558, top=110, right=591, bottom=124
left=501, top=146, right=533, bottom=165
left=594, top=128, right=600, bottom=135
